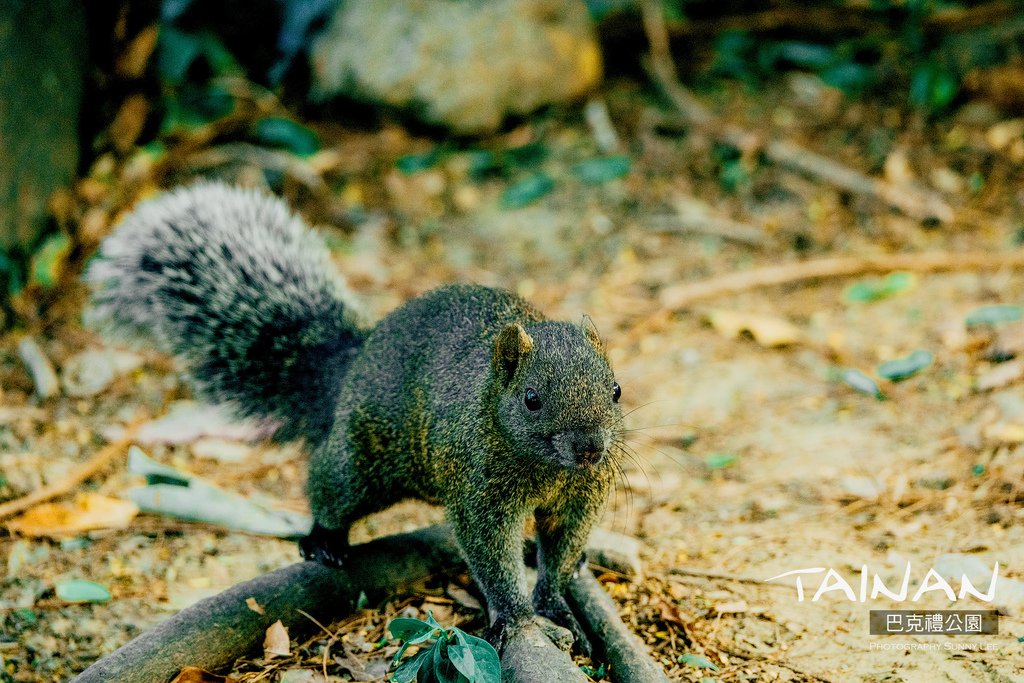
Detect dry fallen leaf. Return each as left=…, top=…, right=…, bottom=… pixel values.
left=7, top=493, right=138, bottom=538
left=976, top=360, right=1024, bottom=391
left=263, top=620, right=291, bottom=658
left=714, top=601, right=748, bottom=614
left=109, top=94, right=150, bottom=154
left=446, top=584, right=483, bottom=611
left=169, top=667, right=238, bottom=683
left=116, top=25, right=159, bottom=79
left=706, top=309, right=803, bottom=348
left=982, top=423, right=1024, bottom=445
left=246, top=596, right=266, bottom=615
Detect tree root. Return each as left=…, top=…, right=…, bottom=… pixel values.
left=71, top=524, right=666, bottom=683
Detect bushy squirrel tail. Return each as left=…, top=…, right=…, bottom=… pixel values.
left=87, top=182, right=364, bottom=442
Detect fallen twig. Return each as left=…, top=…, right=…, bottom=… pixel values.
left=0, top=424, right=140, bottom=521
left=660, top=251, right=1024, bottom=310
left=668, top=567, right=779, bottom=587
left=649, top=216, right=769, bottom=248
left=639, top=0, right=955, bottom=224
left=625, top=250, right=1024, bottom=343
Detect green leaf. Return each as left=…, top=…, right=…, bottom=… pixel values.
left=448, top=643, right=475, bottom=680
left=876, top=350, right=933, bottom=382
left=503, top=142, right=548, bottom=169
left=910, top=63, right=958, bottom=111
left=841, top=368, right=885, bottom=400
left=573, top=155, right=631, bottom=185
left=391, top=641, right=412, bottom=669
left=390, top=649, right=429, bottom=683
left=55, top=579, right=111, bottom=604
left=396, top=149, right=445, bottom=175
left=820, top=62, right=873, bottom=95
left=425, top=611, right=444, bottom=631
left=158, top=27, right=204, bottom=84
left=459, top=633, right=501, bottom=683
left=775, top=41, right=834, bottom=69
left=679, top=653, right=718, bottom=670
left=162, top=84, right=236, bottom=133
left=433, top=639, right=461, bottom=683
left=30, top=233, right=71, bottom=289
left=13, top=608, right=37, bottom=625
left=500, top=173, right=554, bottom=209
left=843, top=272, right=914, bottom=303
left=705, top=453, right=737, bottom=470
left=389, top=618, right=437, bottom=644
left=965, top=304, right=1023, bottom=328
left=252, top=117, right=320, bottom=157
left=158, top=28, right=241, bottom=84
left=465, top=150, right=498, bottom=179
left=199, top=32, right=243, bottom=77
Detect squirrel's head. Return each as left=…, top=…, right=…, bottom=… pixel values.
left=490, top=318, right=621, bottom=470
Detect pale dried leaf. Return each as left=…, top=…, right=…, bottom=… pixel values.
left=976, top=360, right=1024, bottom=391
left=263, top=620, right=290, bottom=658
left=446, top=584, right=483, bottom=611
left=169, top=666, right=238, bottom=683
left=7, top=493, right=138, bottom=538
left=707, top=309, right=803, bottom=347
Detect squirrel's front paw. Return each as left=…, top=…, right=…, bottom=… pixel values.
left=484, top=616, right=515, bottom=654
left=535, top=595, right=592, bottom=657
left=298, top=522, right=349, bottom=568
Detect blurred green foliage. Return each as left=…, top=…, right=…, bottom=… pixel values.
left=651, top=0, right=1014, bottom=115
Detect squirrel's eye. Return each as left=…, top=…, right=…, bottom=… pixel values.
left=612, top=382, right=621, bottom=403
left=524, top=387, right=542, bottom=411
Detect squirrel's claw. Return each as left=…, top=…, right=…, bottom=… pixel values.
left=484, top=616, right=513, bottom=655
left=299, top=522, right=349, bottom=568
left=535, top=597, right=592, bottom=657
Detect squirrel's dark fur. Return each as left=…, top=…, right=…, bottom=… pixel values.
left=88, top=183, right=623, bottom=653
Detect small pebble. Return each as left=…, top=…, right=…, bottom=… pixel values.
left=191, top=438, right=253, bottom=463
left=838, top=475, right=885, bottom=500
left=17, top=337, right=59, bottom=399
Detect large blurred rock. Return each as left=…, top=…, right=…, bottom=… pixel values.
left=309, top=0, right=602, bottom=134
left=0, top=0, right=85, bottom=253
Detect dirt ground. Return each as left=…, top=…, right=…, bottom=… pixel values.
left=3, top=74, right=1024, bottom=682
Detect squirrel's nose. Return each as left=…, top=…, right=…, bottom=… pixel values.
left=565, top=429, right=607, bottom=466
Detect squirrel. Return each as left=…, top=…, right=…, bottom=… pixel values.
left=87, top=182, right=623, bottom=653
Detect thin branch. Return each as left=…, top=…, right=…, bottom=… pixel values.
left=639, top=1, right=955, bottom=224
left=660, top=250, right=1024, bottom=310
left=622, top=250, right=1024, bottom=344
left=0, top=424, right=141, bottom=521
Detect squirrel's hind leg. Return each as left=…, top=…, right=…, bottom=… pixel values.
left=303, top=437, right=371, bottom=568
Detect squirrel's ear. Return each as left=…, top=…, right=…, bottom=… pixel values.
left=493, top=322, right=534, bottom=385
left=581, top=314, right=605, bottom=353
